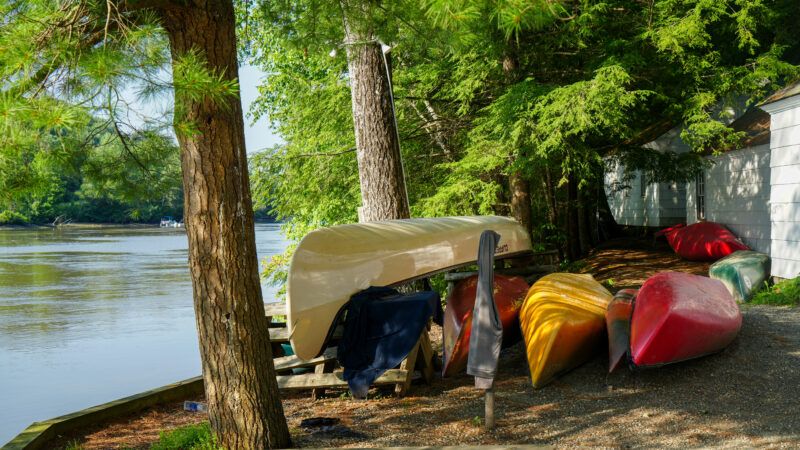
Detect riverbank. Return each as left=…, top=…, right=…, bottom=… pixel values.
left=36, top=240, right=800, bottom=449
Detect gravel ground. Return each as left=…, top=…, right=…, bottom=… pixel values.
left=51, top=242, right=800, bottom=448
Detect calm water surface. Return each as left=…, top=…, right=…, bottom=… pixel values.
left=0, top=223, right=287, bottom=444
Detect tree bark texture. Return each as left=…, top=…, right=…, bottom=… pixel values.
left=567, top=175, right=581, bottom=260
left=509, top=171, right=532, bottom=235
left=341, top=4, right=410, bottom=222
left=160, top=2, right=290, bottom=448
left=577, top=188, right=591, bottom=255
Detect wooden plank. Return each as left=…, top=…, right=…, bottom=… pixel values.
left=268, top=327, right=289, bottom=342
left=396, top=338, right=421, bottom=397
left=277, top=369, right=409, bottom=390
left=417, top=331, right=434, bottom=384
left=273, top=347, right=337, bottom=371
left=269, top=326, right=342, bottom=343
left=264, top=302, right=286, bottom=318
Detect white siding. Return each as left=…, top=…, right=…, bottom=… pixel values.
left=763, top=97, right=800, bottom=279
left=687, top=145, right=772, bottom=254
left=604, top=126, right=689, bottom=227
left=658, top=181, right=686, bottom=225
left=605, top=162, right=662, bottom=226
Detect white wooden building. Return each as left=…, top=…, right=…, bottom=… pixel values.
left=605, top=83, right=800, bottom=279
left=605, top=127, right=689, bottom=227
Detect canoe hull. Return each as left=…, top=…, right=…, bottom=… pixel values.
left=520, top=273, right=612, bottom=388
left=287, top=216, right=532, bottom=360
left=605, top=289, right=637, bottom=373
left=442, top=274, right=528, bottom=377
left=661, top=222, right=749, bottom=261
left=630, top=272, right=742, bottom=367
left=709, top=250, right=770, bottom=302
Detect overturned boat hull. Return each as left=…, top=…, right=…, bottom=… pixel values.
left=605, top=289, right=637, bottom=373
left=660, top=222, right=749, bottom=261
left=287, top=216, right=532, bottom=360
left=442, top=274, right=529, bottom=377
left=520, top=273, right=612, bottom=388
left=629, top=272, right=742, bottom=367
left=709, top=250, right=770, bottom=302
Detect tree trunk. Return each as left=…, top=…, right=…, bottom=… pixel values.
left=341, top=2, right=410, bottom=222
left=577, top=188, right=591, bottom=255
left=509, top=171, right=532, bottom=235
left=596, top=168, right=619, bottom=241
left=567, top=175, right=580, bottom=260
left=160, top=2, right=291, bottom=448
left=542, top=167, right=558, bottom=225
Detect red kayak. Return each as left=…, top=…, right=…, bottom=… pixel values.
left=659, top=222, right=749, bottom=261
left=609, top=272, right=742, bottom=369
left=442, top=274, right=528, bottom=376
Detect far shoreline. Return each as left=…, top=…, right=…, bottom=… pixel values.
left=0, top=220, right=279, bottom=231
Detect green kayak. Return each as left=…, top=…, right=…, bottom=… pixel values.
left=709, top=250, right=770, bottom=302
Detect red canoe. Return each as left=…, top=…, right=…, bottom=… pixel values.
left=659, top=222, right=749, bottom=261
left=442, top=274, right=529, bottom=377
left=620, top=272, right=742, bottom=368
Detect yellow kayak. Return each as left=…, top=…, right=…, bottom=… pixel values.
left=520, top=273, right=612, bottom=388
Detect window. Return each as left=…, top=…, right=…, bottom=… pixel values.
left=696, top=172, right=705, bottom=220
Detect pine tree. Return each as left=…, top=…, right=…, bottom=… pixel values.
left=0, top=1, right=290, bottom=447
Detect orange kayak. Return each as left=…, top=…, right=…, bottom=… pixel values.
left=520, top=273, right=612, bottom=388
left=442, top=274, right=529, bottom=377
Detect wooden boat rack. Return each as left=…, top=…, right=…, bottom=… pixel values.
left=265, top=303, right=434, bottom=397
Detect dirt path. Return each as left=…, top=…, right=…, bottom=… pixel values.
left=51, top=242, right=800, bottom=448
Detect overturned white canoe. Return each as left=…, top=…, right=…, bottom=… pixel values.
left=287, top=216, right=532, bottom=360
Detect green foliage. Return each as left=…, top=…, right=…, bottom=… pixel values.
left=240, top=0, right=800, bottom=274
left=751, top=278, right=800, bottom=306
left=151, top=422, right=222, bottom=450
left=0, top=210, right=29, bottom=225
left=0, top=0, right=242, bottom=224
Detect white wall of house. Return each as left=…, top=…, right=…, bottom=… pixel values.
left=686, top=145, right=772, bottom=254
left=605, top=163, right=661, bottom=226
left=762, top=97, right=800, bottom=279
left=604, top=126, right=688, bottom=227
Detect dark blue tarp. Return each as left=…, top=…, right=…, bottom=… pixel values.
left=338, top=286, right=441, bottom=398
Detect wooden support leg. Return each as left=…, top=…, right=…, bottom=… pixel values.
left=416, top=330, right=434, bottom=384
left=395, top=336, right=421, bottom=397
left=312, top=359, right=335, bottom=400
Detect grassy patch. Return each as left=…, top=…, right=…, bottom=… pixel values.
left=751, top=277, right=800, bottom=306
left=151, top=422, right=221, bottom=450
left=64, top=441, right=85, bottom=450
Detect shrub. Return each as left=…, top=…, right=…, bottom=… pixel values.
left=751, top=277, right=800, bottom=306
left=0, top=210, right=29, bottom=225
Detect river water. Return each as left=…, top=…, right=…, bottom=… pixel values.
left=0, top=223, right=287, bottom=444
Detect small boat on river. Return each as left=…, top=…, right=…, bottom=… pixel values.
left=286, top=216, right=532, bottom=360
left=159, top=216, right=183, bottom=228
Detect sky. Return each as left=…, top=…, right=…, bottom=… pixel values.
left=238, top=65, right=284, bottom=153
left=122, top=64, right=282, bottom=154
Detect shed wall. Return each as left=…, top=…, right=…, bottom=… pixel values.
left=766, top=104, right=800, bottom=278
left=686, top=145, right=772, bottom=254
